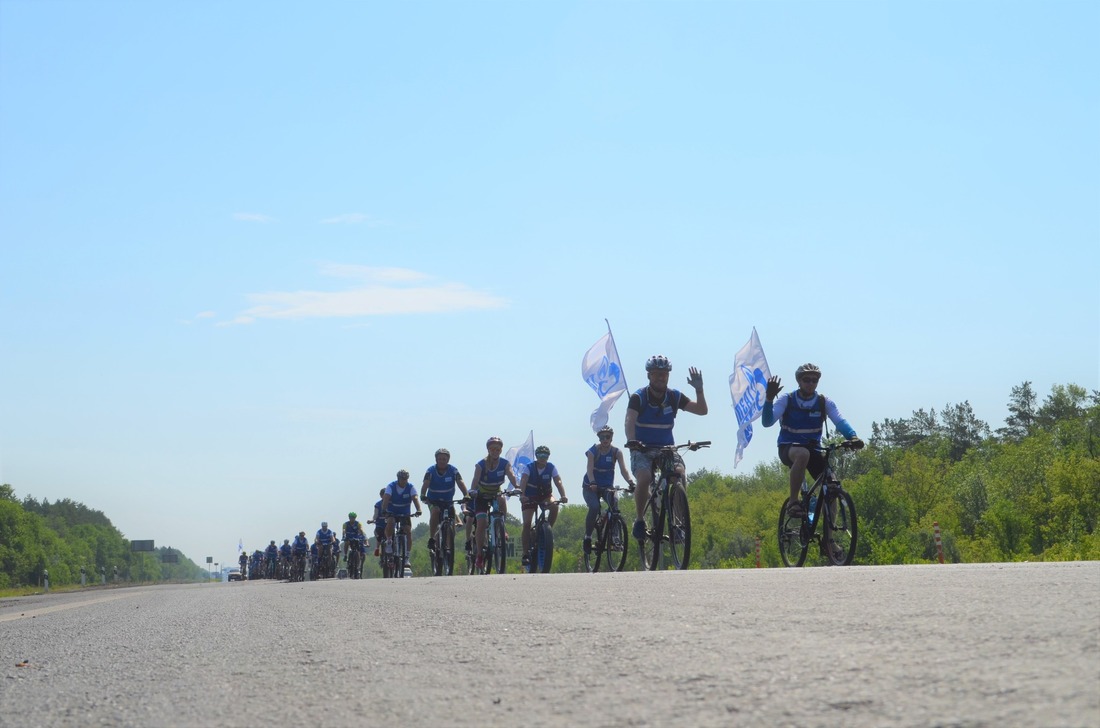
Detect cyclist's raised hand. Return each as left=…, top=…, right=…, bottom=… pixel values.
left=687, top=367, right=704, bottom=390
left=766, top=376, right=783, bottom=401
left=846, top=438, right=865, bottom=450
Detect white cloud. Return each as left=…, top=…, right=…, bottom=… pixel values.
left=233, top=213, right=275, bottom=223
left=221, top=265, right=507, bottom=324
left=320, top=213, right=388, bottom=226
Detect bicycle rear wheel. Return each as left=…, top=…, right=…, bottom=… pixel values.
left=607, top=514, right=628, bottom=572
left=394, top=537, right=407, bottom=578
left=667, top=482, right=691, bottom=570
left=348, top=549, right=361, bottom=579
left=640, top=482, right=663, bottom=571
left=778, top=501, right=808, bottom=567
left=823, top=489, right=858, bottom=566
left=535, top=520, right=554, bottom=573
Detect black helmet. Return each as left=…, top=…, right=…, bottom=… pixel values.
left=645, top=355, right=671, bottom=372
left=535, top=445, right=551, bottom=457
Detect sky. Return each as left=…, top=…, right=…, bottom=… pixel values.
left=1, top=1, right=1096, bottom=570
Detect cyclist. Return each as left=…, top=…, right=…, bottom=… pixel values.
left=342, top=512, right=367, bottom=563
left=762, top=363, right=863, bottom=517
left=264, top=541, right=279, bottom=577
left=582, top=425, right=635, bottom=554
left=462, top=487, right=478, bottom=560
left=382, top=470, right=423, bottom=571
left=471, top=436, right=519, bottom=572
left=371, top=488, right=386, bottom=556
left=315, top=521, right=337, bottom=577
left=518, top=445, right=568, bottom=567
left=420, top=448, right=469, bottom=558
left=238, top=551, right=248, bottom=577
left=279, top=539, right=292, bottom=574
left=624, top=355, right=708, bottom=540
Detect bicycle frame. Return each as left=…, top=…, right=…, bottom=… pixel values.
left=635, top=441, right=709, bottom=571
left=585, top=486, right=628, bottom=573
left=429, top=499, right=464, bottom=576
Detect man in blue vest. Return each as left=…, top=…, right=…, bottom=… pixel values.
left=624, top=355, right=708, bottom=540
left=762, top=363, right=863, bottom=515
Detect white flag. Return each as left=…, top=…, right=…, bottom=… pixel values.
left=505, top=430, right=535, bottom=483
left=582, top=330, right=628, bottom=431
left=729, top=328, right=772, bottom=467
left=237, top=539, right=243, bottom=554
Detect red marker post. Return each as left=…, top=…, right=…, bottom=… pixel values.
left=755, top=536, right=761, bottom=568
left=933, top=521, right=945, bottom=564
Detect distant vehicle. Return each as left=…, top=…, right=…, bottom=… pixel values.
left=227, top=570, right=243, bottom=582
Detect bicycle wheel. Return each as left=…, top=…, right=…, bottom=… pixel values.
left=584, top=518, right=604, bottom=573
left=394, top=537, right=406, bottom=578
left=640, top=482, right=663, bottom=571
left=667, top=482, right=691, bottom=570
left=607, top=514, right=629, bottom=572
left=535, top=520, right=554, bottom=573
left=492, top=518, right=507, bottom=574
left=442, top=521, right=455, bottom=576
left=823, top=489, right=858, bottom=566
left=778, top=501, right=808, bottom=567
left=348, top=549, right=360, bottom=579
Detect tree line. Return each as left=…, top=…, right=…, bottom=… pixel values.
left=0, top=486, right=208, bottom=589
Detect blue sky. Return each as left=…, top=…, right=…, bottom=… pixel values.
left=2, top=1, right=1096, bottom=569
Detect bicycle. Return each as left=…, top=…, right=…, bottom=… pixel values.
left=474, top=494, right=511, bottom=575
left=289, top=551, right=307, bottom=582
left=345, top=536, right=366, bottom=579
left=384, top=511, right=420, bottom=578
left=428, top=499, right=465, bottom=577
left=778, top=440, right=861, bottom=567
left=583, top=486, right=630, bottom=573
left=629, top=440, right=710, bottom=571
left=513, top=492, right=564, bottom=574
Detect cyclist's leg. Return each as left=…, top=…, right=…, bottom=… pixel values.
left=402, top=517, right=413, bottom=563
left=548, top=498, right=560, bottom=527
left=784, top=445, right=811, bottom=510
left=474, top=497, right=490, bottom=556
left=582, top=485, right=601, bottom=538
left=521, top=503, right=535, bottom=558
left=385, top=516, right=395, bottom=552
left=427, top=502, right=441, bottom=548
left=630, top=450, right=654, bottom=537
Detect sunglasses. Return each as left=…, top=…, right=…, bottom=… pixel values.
left=598, top=434, right=613, bottom=440
left=801, top=377, right=820, bottom=383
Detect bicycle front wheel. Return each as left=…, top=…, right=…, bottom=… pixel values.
left=607, top=514, right=629, bottom=572
left=639, top=483, right=663, bottom=571
left=442, top=521, right=455, bottom=576
left=492, top=519, right=507, bottom=574
left=666, top=482, right=691, bottom=570
left=778, top=502, right=808, bottom=567
left=535, top=521, right=554, bottom=573
left=584, top=519, right=602, bottom=573
left=395, top=538, right=407, bottom=578
left=823, top=489, right=858, bottom=566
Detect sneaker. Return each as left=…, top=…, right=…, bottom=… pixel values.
left=521, top=554, right=530, bottom=567
left=465, top=539, right=473, bottom=554
left=384, top=540, right=393, bottom=554
left=373, top=546, right=380, bottom=557
left=583, top=537, right=592, bottom=554
left=632, top=519, right=647, bottom=540
left=427, top=538, right=436, bottom=552
left=475, top=555, right=484, bottom=571
left=404, top=558, right=411, bottom=569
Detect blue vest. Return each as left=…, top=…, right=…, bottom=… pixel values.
left=584, top=445, right=618, bottom=487
left=373, top=499, right=385, bottom=527
left=344, top=519, right=364, bottom=539
left=315, top=528, right=335, bottom=546
left=634, top=387, right=681, bottom=446
left=778, top=393, right=827, bottom=445
left=524, top=462, right=555, bottom=497
left=425, top=464, right=460, bottom=500
left=476, top=458, right=510, bottom=496
left=292, top=535, right=309, bottom=553
left=387, top=480, right=416, bottom=515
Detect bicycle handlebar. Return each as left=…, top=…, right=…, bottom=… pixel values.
left=624, top=440, right=711, bottom=452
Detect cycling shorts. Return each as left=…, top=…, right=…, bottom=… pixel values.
left=630, top=449, right=684, bottom=478
left=425, top=498, right=457, bottom=517
left=521, top=487, right=553, bottom=511
left=778, top=444, right=826, bottom=481
left=474, top=493, right=501, bottom=516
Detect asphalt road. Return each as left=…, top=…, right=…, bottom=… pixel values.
left=1, top=562, right=1097, bottom=727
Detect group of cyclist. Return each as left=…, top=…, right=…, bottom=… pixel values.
left=236, top=356, right=863, bottom=578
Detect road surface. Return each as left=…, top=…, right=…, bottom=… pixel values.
left=1, top=562, right=1097, bottom=727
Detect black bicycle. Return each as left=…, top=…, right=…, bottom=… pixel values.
left=428, top=499, right=465, bottom=577
left=778, top=440, right=861, bottom=567
left=583, top=486, right=629, bottom=573
left=515, top=493, right=564, bottom=574
left=630, top=440, right=710, bottom=571
left=345, top=536, right=366, bottom=579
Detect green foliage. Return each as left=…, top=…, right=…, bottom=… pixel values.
left=0, top=486, right=209, bottom=587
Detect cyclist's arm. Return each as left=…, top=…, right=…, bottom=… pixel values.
left=455, top=471, right=469, bottom=498
left=761, top=394, right=787, bottom=427
left=552, top=470, right=566, bottom=500
left=505, top=462, right=518, bottom=489
left=411, top=494, right=422, bottom=514
left=585, top=450, right=597, bottom=485
left=624, top=398, right=640, bottom=441
left=824, top=399, right=858, bottom=439
left=518, top=469, right=530, bottom=492
left=615, top=449, right=635, bottom=485
left=420, top=471, right=431, bottom=500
